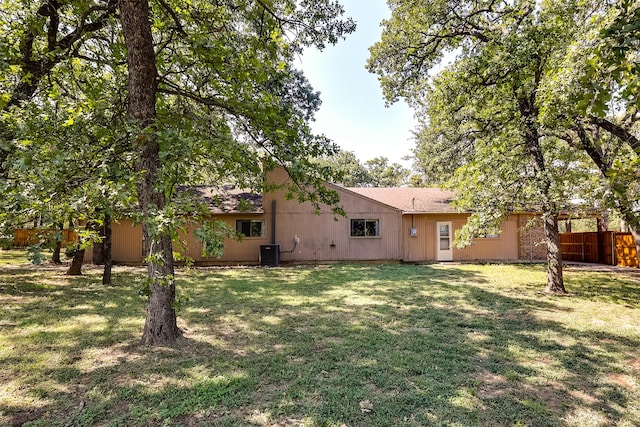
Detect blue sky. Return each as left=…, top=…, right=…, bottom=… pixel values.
left=297, top=0, right=417, bottom=166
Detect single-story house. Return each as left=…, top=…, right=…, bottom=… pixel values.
left=97, top=167, right=547, bottom=265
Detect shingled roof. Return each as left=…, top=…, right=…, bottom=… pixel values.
left=181, top=183, right=457, bottom=215
left=347, top=187, right=457, bottom=214
left=180, top=185, right=263, bottom=214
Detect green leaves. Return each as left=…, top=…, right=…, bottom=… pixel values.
left=370, top=0, right=640, bottom=240
left=1, top=0, right=356, bottom=250
left=194, top=220, right=240, bottom=258
left=368, top=0, right=522, bottom=104
left=314, top=150, right=411, bottom=187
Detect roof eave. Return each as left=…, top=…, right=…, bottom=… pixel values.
left=401, top=211, right=461, bottom=215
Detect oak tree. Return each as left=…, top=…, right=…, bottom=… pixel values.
left=539, top=0, right=640, bottom=258
left=2, top=0, right=355, bottom=345
left=367, top=0, right=602, bottom=292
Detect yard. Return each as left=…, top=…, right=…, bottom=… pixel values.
left=1, top=250, right=640, bottom=426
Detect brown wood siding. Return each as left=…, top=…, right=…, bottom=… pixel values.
left=175, top=222, right=202, bottom=262
left=270, top=212, right=402, bottom=262
left=263, top=168, right=403, bottom=261
left=403, top=215, right=434, bottom=261
left=403, top=214, right=519, bottom=262
left=179, top=216, right=268, bottom=264
left=455, top=218, right=518, bottom=261
left=110, top=216, right=268, bottom=265
left=111, top=219, right=144, bottom=263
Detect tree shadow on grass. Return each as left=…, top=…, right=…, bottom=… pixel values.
left=2, top=263, right=640, bottom=426
left=440, top=284, right=640, bottom=426
left=167, top=264, right=640, bottom=426
left=564, top=270, right=640, bottom=307
left=0, top=267, right=146, bottom=426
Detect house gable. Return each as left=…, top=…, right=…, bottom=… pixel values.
left=262, top=167, right=403, bottom=262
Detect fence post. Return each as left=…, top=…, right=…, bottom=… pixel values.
left=581, top=232, right=585, bottom=262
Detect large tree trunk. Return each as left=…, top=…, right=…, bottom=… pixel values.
left=51, top=222, right=63, bottom=264
left=143, top=234, right=180, bottom=342
left=92, top=239, right=105, bottom=264
left=52, top=242, right=62, bottom=264
left=102, top=213, right=113, bottom=285
left=120, top=0, right=179, bottom=345
left=520, top=95, right=566, bottom=293
left=66, top=247, right=85, bottom=275
left=543, top=212, right=566, bottom=294
left=86, top=219, right=105, bottom=264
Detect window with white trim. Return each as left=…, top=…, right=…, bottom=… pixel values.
left=350, top=219, right=380, bottom=237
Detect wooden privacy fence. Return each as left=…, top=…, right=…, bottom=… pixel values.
left=560, top=232, right=638, bottom=268
left=12, top=228, right=78, bottom=248
left=615, top=233, right=640, bottom=268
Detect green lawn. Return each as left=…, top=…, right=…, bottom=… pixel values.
left=0, top=248, right=29, bottom=265
left=1, top=251, right=640, bottom=426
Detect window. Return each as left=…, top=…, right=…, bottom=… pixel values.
left=350, top=219, right=380, bottom=237
left=439, top=223, right=451, bottom=250
left=236, top=219, right=263, bottom=237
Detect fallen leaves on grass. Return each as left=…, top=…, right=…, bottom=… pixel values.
left=359, top=399, right=373, bottom=413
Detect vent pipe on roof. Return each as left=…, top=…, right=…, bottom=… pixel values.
left=271, top=200, right=276, bottom=244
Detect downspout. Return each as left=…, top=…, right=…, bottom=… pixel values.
left=399, top=211, right=403, bottom=261
left=271, top=200, right=276, bottom=244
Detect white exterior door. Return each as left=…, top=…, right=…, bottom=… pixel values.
left=437, top=221, right=453, bottom=261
